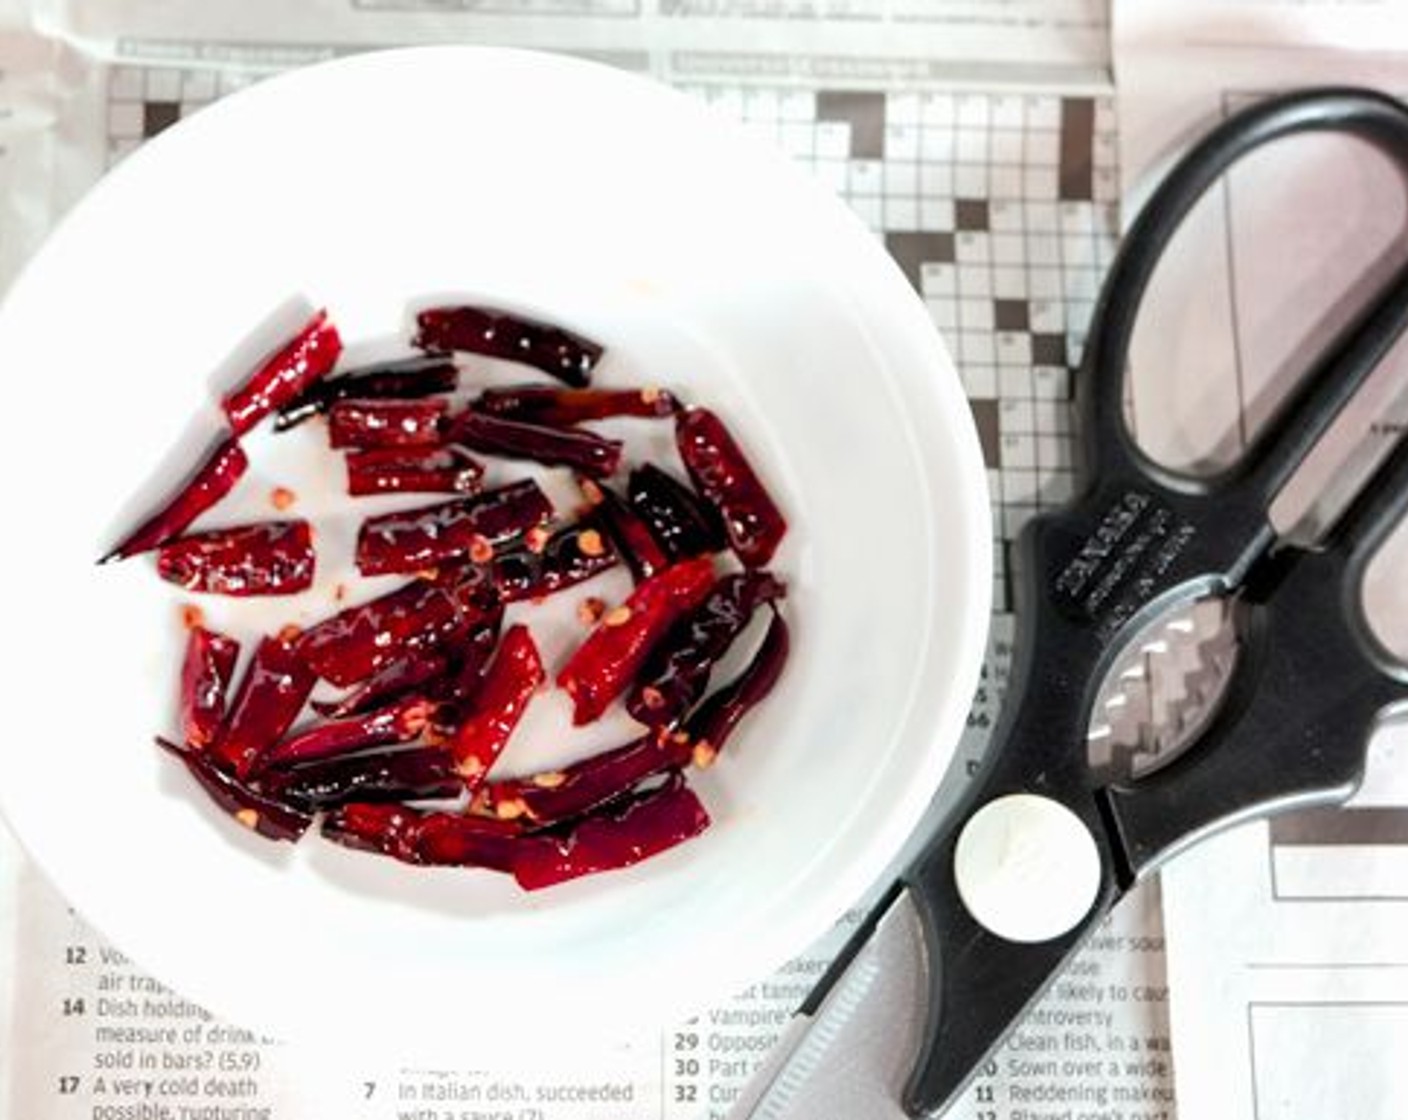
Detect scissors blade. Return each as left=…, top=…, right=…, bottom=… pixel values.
left=726, top=887, right=929, bottom=1120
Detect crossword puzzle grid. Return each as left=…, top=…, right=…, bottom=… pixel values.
left=106, top=67, right=1120, bottom=615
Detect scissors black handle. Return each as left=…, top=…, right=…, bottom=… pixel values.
left=894, top=87, right=1408, bottom=1117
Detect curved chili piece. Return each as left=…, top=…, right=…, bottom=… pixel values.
left=448, top=625, right=545, bottom=785
left=627, top=570, right=787, bottom=726
left=345, top=445, right=484, bottom=496
left=474, top=384, right=679, bottom=425
left=156, top=520, right=315, bottom=597
left=322, top=802, right=522, bottom=870
left=252, top=695, right=435, bottom=774
left=414, top=306, right=602, bottom=388
left=511, top=774, right=710, bottom=891
left=556, top=556, right=717, bottom=725
left=587, top=480, right=668, bottom=581
left=354, top=480, right=553, bottom=578
left=313, top=646, right=450, bottom=719
left=490, top=521, right=618, bottom=603
left=675, top=407, right=787, bottom=567
left=449, top=410, right=623, bottom=478
left=100, top=434, right=249, bottom=563
left=684, top=605, right=790, bottom=760
left=209, top=634, right=316, bottom=778
left=157, top=737, right=312, bottom=843
left=222, top=309, right=343, bottom=436
left=328, top=397, right=450, bottom=450
left=275, top=353, right=457, bottom=431
left=627, top=464, right=726, bottom=560
left=260, top=747, right=464, bottom=811
left=180, top=626, right=240, bottom=749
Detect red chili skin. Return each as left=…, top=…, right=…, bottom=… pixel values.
left=251, top=695, right=435, bottom=774
left=556, top=556, right=717, bottom=725
left=179, top=626, right=240, bottom=749
left=157, top=737, right=312, bottom=843
left=222, top=309, right=343, bottom=436
left=275, top=353, right=457, bottom=431
left=296, top=574, right=495, bottom=688
left=208, top=635, right=317, bottom=778
left=627, top=464, right=726, bottom=561
left=345, top=445, right=484, bottom=496
left=684, top=606, right=790, bottom=756
left=449, top=410, right=623, bottom=478
left=474, top=385, right=679, bottom=425
left=589, top=482, right=668, bottom=582
left=448, top=625, right=545, bottom=785
left=414, top=306, right=602, bottom=388
left=328, top=397, right=450, bottom=450
left=431, top=610, right=505, bottom=706
left=260, top=747, right=464, bottom=811
left=156, top=520, right=315, bottom=597
left=490, top=521, right=619, bottom=603
left=321, top=802, right=522, bottom=870
left=675, top=407, right=787, bottom=567
left=626, top=571, right=786, bottom=727
left=511, top=774, right=710, bottom=891
left=354, top=480, right=554, bottom=577
left=312, top=646, right=450, bottom=719
left=100, top=434, right=249, bottom=563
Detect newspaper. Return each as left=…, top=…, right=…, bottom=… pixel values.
left=1114, top=5, right=1408, bottom=1119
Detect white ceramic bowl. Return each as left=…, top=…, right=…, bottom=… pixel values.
left=0, top=46, right=990, bottom=1060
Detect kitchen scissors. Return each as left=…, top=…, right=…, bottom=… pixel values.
left=730, top=86, right=1408, bottom=1119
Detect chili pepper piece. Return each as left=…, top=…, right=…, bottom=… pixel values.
left=432, top=610, right=505, bottom=707
left=627, top=571, right=787, bottom=727
left=354, top=480, right=553, bottom=577
left=414, top=306, right=602, bottom=388
left=253, top=695, right=436, bottom=774
left=275, top=353, right=458, bottom=431
left=474, top=384, right=679, bottom=425
left=346, top=445, right=484, bottom=497
left=260, top=747, right=463, bottom=810
left=684, top=606, right=790, bottom=757
left=312, top=647, right=450, bottom=719
left=157, top=737, right=312, bottom=843
left=320, top=802, right=424, bottom=862
left=156, top=520, right=315, bottom=597
left=329, top=397, right=450, bottom=450
left=209, top=635, right=317, bottom=778
left=484, top=730, right=691, bottom=827
left=627, top=464, right=727, bottom=560
left=512, top=774, right=709, bottom=891
left=448, top=625, right=545, bottom=786
left=589, top=481, right=668, bottom=582
left=448, top=410, right=623, bottom=478
left=100, top=435, right=249, bottom=563
left=675, top=407, right=787, bottom=566
left=179, top=626, right=240, bottom=749
left=222, top=309, right=343, bottom=436
left=490, top=520, right=619, bottom=603
left=297, top=574, right=494, bottom=688
left=556, top=556, right=717, bottom=725
left=321, top=802, right=521, bottom=869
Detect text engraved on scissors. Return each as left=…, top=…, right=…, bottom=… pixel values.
left=1054, top=491, right=1151, bottom=599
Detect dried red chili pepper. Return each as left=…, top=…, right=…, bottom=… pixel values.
left=474, top=385, right=679, bottom=425
left=312, top=646, right=450, bottom=719
left=431, top=610, right=505, bottom=707
left=684, top=605, right=790, bottom=759
left=321, top=802, right=521, bottom=869
left=155, top=520, right=315, bottom=597
left=221, top=309, right=343, bottom=436
left=556, top=556, right=717, bottom=725
left=252, top=695, right=436, bottom=774
left=627, top=571, right=786, bottom=727
left=511, top=774, right=709, bottom=891
left=345, top=445, right=484, bottom=497
left=328, top=397, right=450, bottom=450
left=157, top=737, right=313, bottom=843
left=275, top=353, right=457, bottom=431
left=354, top=480, right=553, bottom=577
left=179, top=626, right=240, bottom=749
left=627, top=464, right=726, bottom=560
left=675, top=407, right=787, bottom=567
left=448, top=625, right=545, bottom=785
left=490, top=521, right=618, bottom=603
left=414, top=306, right=602, bottom=387
left=100, top=434, right=249, bottom=563
left=259, top=747, right=464, bottom=811
left=208, top=634, right=317, bottom=778
left=296, top=573, right=494, bottom=688
left=588, top=481, right=668, bottom=581
left=449, top=410, right=623, bottom=478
